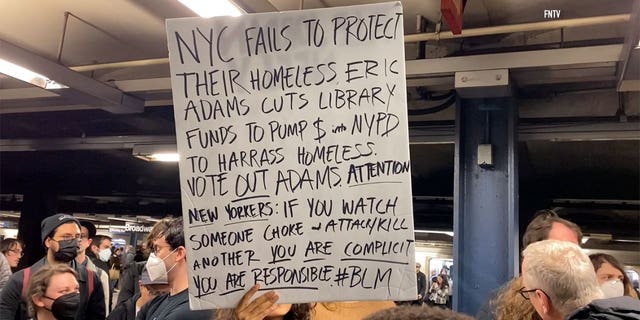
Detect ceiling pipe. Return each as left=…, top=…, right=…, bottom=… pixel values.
left=404, top=14, right=630, bottom=42
left=70, top=58, right=169, bottom=72
left=66, top=14, right=630, bottom=73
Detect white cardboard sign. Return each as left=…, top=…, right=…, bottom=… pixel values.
left=166, top=1, right=416, bottom=309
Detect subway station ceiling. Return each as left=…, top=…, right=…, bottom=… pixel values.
left=0, top=0, right=639, bottom=244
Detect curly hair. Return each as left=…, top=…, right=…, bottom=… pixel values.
left=364, top=305, right=473, bottom=320
left=491, top=277, right=540, bottom=320
left=215, top=303, right=312, bottom=320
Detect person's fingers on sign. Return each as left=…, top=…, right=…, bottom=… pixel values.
left=235, top=284, right=280, bottom=320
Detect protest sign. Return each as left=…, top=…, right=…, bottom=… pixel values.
left=166, top=1, right=416, bottom=309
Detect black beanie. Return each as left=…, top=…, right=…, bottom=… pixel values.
left=41, top=214, right=81, bottom=245
left=80, top=220, right=97, bottom=239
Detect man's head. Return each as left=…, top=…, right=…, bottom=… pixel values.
left=494, top=212, right=583, bottom=320
left=41, top=214, right=81, bottom=263
left=90, top=235, right=112, bottom=263
left=522, top=209, right=582, bottom=248
left=521, top=240, right=602, bottom=320
left=416, top=263, right=421, bottom=273
left=146, top=217, right=186, bottom=285
left=0, top=238, right=24, bottom=268
left=78, top=221, right=96, bottom=255
left=139, top=269, right=169, bottom=299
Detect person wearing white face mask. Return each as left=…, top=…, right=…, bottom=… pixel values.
left=590, top=253, right=639, bottom=299
left=86, top=234, right=113, bottom=312
left=87, top=235, right=112, bottom=275
left=136, top=218, right=213, bottom=320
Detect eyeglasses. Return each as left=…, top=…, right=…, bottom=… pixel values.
left=151, top=245, right=171, bottom=255
left=518, top=287, right=551, bottom=301
left=52, top=234, right=81, bottom=241
left=8, top=249, right=23, bottom=257
left=80, top=234, right=90, bottom=240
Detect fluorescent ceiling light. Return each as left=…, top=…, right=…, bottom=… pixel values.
left=133, top=144, right=179, bottom=162
left=108, top=217, right=138, bottom=223
left=149, top=153, right=180, bottom=162
left=0, top=58, right=68, bottom=89
left=0, top=211, right=21, bottom=218
left=178, top=0, right=243, bottom=17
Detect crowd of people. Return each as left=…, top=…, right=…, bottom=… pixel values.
left=0, top=210, right=636, bottom=320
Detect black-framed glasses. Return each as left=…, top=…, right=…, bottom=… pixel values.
left=518, top=287, right=551, bottom=301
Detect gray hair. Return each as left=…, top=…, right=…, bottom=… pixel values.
left=522, top=240, right=602, bottom=315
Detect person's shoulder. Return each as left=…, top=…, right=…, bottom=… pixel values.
left=147, top=293, right=213, bottom=320
left=576, top=296, right=640, bottom=315
left=138, top=293, right=168, bottom=318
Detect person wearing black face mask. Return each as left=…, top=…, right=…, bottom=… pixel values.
left=0, top=214, right=105, bottom=320
left=26, top=264, right=80, bottom=320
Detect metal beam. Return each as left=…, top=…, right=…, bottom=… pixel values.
left=1, top=120, right=636, bottom=152
left=406, top=45, right=623, bottom=77
left=519, top=121, right=640, bottom=141
left=0, top=135, right=176, bottom=152
left=616, top=0, right=640, bottom=92
left=453, top=97, right=519, bottom=314
left=233, top=0, right=278, bottom=13
left=0, top=39, right=144, bottom=114
left=0, top=88, right=59, bottom=100
left=0, top=45, right=625, bottom=115
left=410, top=120, right=640, bottom=145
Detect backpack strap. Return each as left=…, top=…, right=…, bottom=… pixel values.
left=21, top=266, right=94, bottom=299
left=21, top=267, right=31, bottom=298
left=86, top=267, right=94, bottom=297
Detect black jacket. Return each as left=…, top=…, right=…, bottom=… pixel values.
left=107, top=293, right=138, bottom=320
left=0, top=257, right=106, bottom=320
left=137, top=290, right=213, bottom=320
left=417, top=271, right=427, bottom=298
left=116, top=261, right=145, bottom=305
left=566, top=296, right=640, bottom=320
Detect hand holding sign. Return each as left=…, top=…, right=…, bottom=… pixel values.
left=234, top=284, right=280, bottom=320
